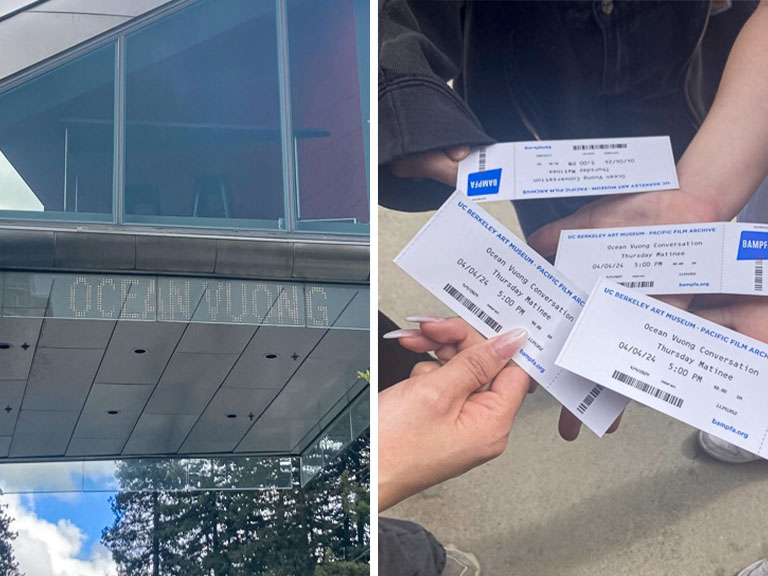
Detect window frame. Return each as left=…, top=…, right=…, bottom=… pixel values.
left=0, top=0, right=369, bottom=242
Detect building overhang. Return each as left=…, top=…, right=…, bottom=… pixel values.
left=0, top=226, right=370, bottom=283
left=0, top=268, right=369, bottom=463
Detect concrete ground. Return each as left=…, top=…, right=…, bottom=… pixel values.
left=379, top=204, right=768, bottom=576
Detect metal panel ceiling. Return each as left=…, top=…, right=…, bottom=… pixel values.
left=180, top=387, right=278, bottom=454
left=122, top=412, right=198, bottom=455
left=38, top=318, right=115, bottom=349
left=11, top=410, right=79, bottom=457
left=236, top=329, right=368, bottom=453
left=0, top=380, right=25, bottom=435
left=96, top=322, right=185, bottom=384
left=145, top=352, right=239, bottom=415
left=0, top=318, right=41, bottom=380
left=176, top=324, right=256, bottom=355
left=23, top=348, right=104, bottom=411
left=72, top=383, right=153, bottom=439
left=0, top=305, right=368, bottom=461
left=223, top=326, right=324, bottom=390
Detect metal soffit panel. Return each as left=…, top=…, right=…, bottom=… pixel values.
left=0, top=0, right=175, bottom=81
left=236, top=329, right=369, bottom=453
left=0, top=1, right=42, bottom=20
left=0, top=273, right=369, bottom=461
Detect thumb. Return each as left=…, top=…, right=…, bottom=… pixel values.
left=527, top=206, right=597, bottom=258
left=692, top=305, right=735, bottom=330
left=433, top=328, right=528, bottom=401
left=527, top=220, right=567, bottom=258
left=445, top=145, right=471, bottom=162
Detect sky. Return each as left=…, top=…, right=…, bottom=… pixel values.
left=0, top=463, right=120, bottom=575
left=3, top=492, right=117, bottom=576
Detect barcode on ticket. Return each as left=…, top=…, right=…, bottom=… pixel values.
left=618, top=280, right=655, bottom=289
left=478, top=147, right=487, bottom=172
left=611, top=369, right=684, bottom=408
left=756, top=260, right=763, bottom=292
left=576, top=384, right=603, bottom=414
left=443, top=283, right=503, bottom=333
left=573, top=143, right=627, bottom=151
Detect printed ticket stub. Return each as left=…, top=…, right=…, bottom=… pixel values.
left=456, top=136, right=678, bottom=202
left=555, top=222, right=768, bottom=296
left=394, top=191, right=629, bottom=435
left=556, top=278, right=768, bottom=458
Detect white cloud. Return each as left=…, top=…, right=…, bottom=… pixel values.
left=3, top=495, right=116, bottom=576
left=0, top=462, right=83, bottom=494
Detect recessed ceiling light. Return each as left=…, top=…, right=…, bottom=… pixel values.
left=133, top=348, right=147, bottom=355
left=0, top=343, right=11, bottom=350
left=264, top=353, right=278, bottom=359
left=226, top=413, right=237, bottom=419
left=107, top=410, right=119, bottom=415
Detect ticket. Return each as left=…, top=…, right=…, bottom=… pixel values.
left=394, top=192, right=629, bottom=435
left=555, top=222, right=768, bottom=296
left=723, top=222, right=768, bottom=295
left=456, top=136, right=678, bottom=202
left=556, top=278, right=768, bottom=458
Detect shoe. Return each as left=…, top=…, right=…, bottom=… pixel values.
left=442, top=544, right=481, bottom=576
left=698, top=431, right=760, bottom=464
left=737, top=559, right=768, bottom=576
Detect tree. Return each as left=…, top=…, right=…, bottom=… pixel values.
left=102, top=432, right=370, bottom=575
left=0, top=492, right=22, bottom=576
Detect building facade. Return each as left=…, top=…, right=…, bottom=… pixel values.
left=0, top=0, right=369, bottom=491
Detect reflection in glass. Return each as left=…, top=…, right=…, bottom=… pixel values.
left=0, top=45, right=116, bottom=221
left=124, top=0, right=285, bottom=229
left=300, top=385, right=369, bottom=487
left=0, top=456, right=292, bottom=494
left=288, top=0, right=370, bottom=234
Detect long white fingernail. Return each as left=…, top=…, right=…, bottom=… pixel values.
left=404, top=315, right=446, bottom=324
left=491, top=328, right=528, bottom=359
left=382, top=328, right=421, bottom=340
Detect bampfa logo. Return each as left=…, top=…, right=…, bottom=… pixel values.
left=467, top=169, right=502, bottom=196
left=737, top=230, right=768, bottom=260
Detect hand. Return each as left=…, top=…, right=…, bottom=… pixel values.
left=386, top=316, right=621, bottom=440
left=384, top=315, right=537, bottom=392
left=378, top=328, right=530, bottom=511
left=526, top=187, right=722, bottom=259
left=525, top=187, right=723, bottom=439
left=690, top=294, right=768, bottom=343
left=388, top=146, right=471, bottom=187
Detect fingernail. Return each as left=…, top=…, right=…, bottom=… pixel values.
left=404, top=315, right=446, bottom=324
left=447, top=146, right=471, bottom=161
left=382, top=328, right=421, bottom=340
left=491, top=328, right=528, bottom=359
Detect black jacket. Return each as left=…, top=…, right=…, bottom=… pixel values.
left=379, top=0, right=758, bottom=231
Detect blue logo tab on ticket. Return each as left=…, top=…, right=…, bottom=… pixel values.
left=467, top=169, right=502, bottom=197
left=737, top=231, right=768, bottom=260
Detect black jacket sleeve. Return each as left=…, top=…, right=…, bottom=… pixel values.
left=379, top=0, right=494, bottom=211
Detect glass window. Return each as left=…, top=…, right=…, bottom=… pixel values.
left=288, top=0, right=370, bottom=234
left=0, top=45, right=116, bottom=222
left=124, top=0, right=285, bottom=230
